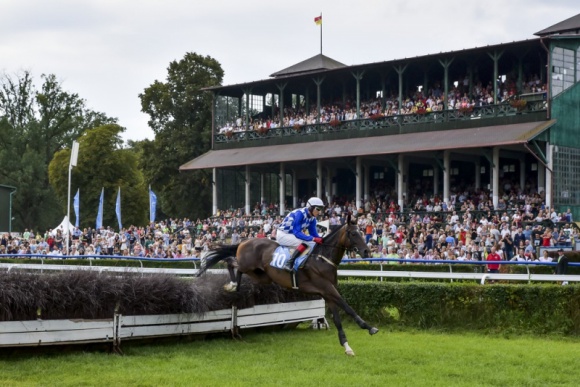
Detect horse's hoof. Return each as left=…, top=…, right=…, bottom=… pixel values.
left=369, top=327, right=379, bottom=335
left=344, top=342, right=355, bottom=356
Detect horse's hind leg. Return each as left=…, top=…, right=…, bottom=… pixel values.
left=224, top=257, right=238, bottom=292
left=236, top=269, right=243, bottom=291
left=231, top=269, right=245, bottom=340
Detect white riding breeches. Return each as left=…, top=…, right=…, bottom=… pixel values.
left=276, top=230, right=316, bottom=251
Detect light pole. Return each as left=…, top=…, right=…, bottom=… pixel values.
left=66, top=141, right=79, bottom=256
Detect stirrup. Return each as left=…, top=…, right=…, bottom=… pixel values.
left=283, top=261, right=294, bottom=272
left=291, top=271, right=298, bottom=290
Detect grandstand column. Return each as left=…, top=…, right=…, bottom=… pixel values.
left=352, top=71, right=364, bottom=118
left=517, top=57, right=524, bottom=93
left=475, top=161, right=481, bottom=190
left=356, top=157, right=362, bottom=209
left=245, top=165, right=251, bottom=215
left=317, top=160, right=323, bottom=199
left=305, top=86, right=310, bottom=115
left=313, top=77, right=324, bottom=124
left=538, top=163, right=545, bottom=196
left=468, top=66, right=474, bottom=96
left=243, top=88, right=251, bottom=132
left=439, top=58, right=453, bottom=111
left=519, top=158, right=526, bottom=193
left=276, top=83, right=287, bottom=125
left=394, top=65, right=407, bottom=114
left=364, top=164, right=369, bottom=201
left=487, top=50, right=503, bottom=105
left=443, top=150, right=450, bottom=206
left=271, top=94, right=276, bottom=121
left=280, top=163, right=286, bottom=216
left=398, top=154, right=404, bottom=211
left=546, top=143, right=553, bottom=208
left=434, top=165, right=439, bottom=196
left=492, top=147, right=499, bottom=209
left=212, top=168, right=217, bottom=216
left=260, top=173, right=265, bottom=206
left=325, top=167, right=332, bottom=205
left=403, top=159, right=409, bottom=201
left=292, top=171, right=298, bottom=209
left=423, top=71, right=428, bottom=99
left=211, top=93, right=216, bottom=148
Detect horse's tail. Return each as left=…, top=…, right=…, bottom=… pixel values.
left=196, top=244, right=240, bottom=277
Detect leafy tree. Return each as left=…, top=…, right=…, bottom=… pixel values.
left=139, top=53, right=223, bottom=219
left=48, top=124, right=148, bottom=230
left=0, top=71, right=117, bottom=231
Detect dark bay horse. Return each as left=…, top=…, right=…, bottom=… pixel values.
left=196, top=213, right=378, bottom=356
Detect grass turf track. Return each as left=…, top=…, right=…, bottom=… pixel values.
left=0, top=323, right=578, bottom=386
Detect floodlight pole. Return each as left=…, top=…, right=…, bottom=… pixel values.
left=66, top=141, right=79, bottom=256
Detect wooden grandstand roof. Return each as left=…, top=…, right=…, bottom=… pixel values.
left=180, top=120, right=555, bottom=170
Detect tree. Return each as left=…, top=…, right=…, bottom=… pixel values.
left=0, top=71, right=117, bottom=231
left=48, top=124, right=148, bottom=229
left=139, top=53, right=224, bottom=218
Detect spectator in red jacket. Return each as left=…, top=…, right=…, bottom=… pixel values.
left=486, top=245, right=502, bottom=274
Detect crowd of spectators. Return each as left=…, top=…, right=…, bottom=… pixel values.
left=218, top=74, right=546, bottom=134
left=1, top=176, right=575, bottom=265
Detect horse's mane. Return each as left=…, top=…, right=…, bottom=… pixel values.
left=324, top=223, right=346, bottom=239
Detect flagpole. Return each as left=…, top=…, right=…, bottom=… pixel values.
left=149, top=185, right=151, bottom=224
left=320, top=12, right=323, bottom=55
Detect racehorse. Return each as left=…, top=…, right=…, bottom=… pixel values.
left=196, top=213, right=378, bottom=356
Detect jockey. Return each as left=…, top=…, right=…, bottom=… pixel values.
left=277, top=197, right=324, bottom=271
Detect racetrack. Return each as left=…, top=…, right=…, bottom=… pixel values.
left=1, top=323, right=578, bottom=386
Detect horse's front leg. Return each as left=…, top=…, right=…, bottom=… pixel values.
left=325, top=285, right=379, bottom=335
left=327, top=302, right=354, bottom=356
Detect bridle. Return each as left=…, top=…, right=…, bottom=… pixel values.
left=315, top=223, right=365, bottom=267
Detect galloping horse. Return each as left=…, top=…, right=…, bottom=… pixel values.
left=196, top=213, right=378, bottom=356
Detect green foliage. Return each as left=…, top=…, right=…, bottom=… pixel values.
left=0, top=72, right=116, bottom=231
left=48, top=124, right=148, bottom=229
left=338, top=281, right=580, bottom=335
left=138, top=52, right=224, bottom=219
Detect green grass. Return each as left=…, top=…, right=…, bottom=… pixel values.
left=0, top=324, right=578, bottom=386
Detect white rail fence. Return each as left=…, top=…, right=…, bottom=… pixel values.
left=1, top=257, right=578, bottom=285
left=0, top=300, right=326, bottom=349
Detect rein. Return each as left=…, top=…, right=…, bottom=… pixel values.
left=316, top=254, right=337, bottom=267
left=315, top=224, right=359, bottom=267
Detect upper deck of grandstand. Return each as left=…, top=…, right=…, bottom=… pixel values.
left=205, top=38, right=549, bottom=149
left=181, top=13, right=580, bottom=221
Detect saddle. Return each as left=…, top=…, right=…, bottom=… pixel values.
left=270, top=245, right=312, bottom=271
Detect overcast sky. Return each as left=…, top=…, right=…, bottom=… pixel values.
left=1, top=0, right=577, bottom=142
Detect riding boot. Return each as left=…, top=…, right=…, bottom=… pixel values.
left=283, top=243, right=307, bottom=271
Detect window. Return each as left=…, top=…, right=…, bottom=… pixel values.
left=553, top=146, right=580, bottom=206
left=552, top=46, right=575, bottom=97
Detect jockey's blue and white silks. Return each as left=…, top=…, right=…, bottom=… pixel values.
left=277, top=207, right=320, bottom=241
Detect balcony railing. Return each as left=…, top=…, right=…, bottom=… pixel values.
left=215, top=100, right=547, bottom=143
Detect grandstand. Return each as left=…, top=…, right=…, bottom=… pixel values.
left=180, top=13, right=580, bottom=220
